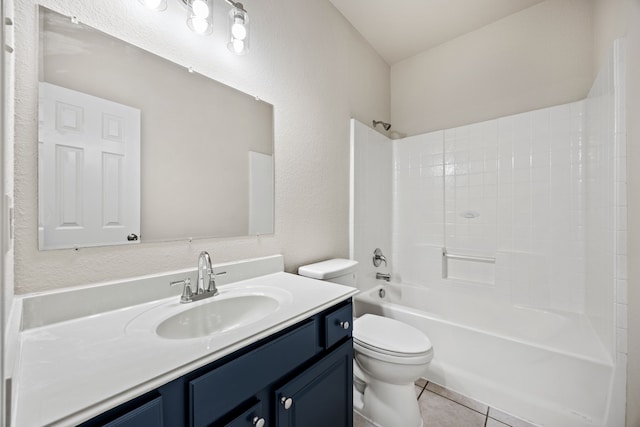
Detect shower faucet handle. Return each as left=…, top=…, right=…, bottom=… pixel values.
left=373, top=248, right=387, bottom=267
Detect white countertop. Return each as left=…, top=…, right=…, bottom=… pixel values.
left=12, top=271, right=358, bottom=427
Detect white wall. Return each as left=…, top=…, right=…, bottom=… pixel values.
left=12, top=0, right=390, bottom=293
left=349, top=119, right=392, bottom=290
left=390, top=0, right=593, bottom=136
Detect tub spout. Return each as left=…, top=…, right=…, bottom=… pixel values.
left=376, top=273, right=391, bottom=282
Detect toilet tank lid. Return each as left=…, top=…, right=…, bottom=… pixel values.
left=298, top=258, right=358, bottom=280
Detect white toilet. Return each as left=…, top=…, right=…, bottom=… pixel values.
left=298, top=259, right=434, bottom=427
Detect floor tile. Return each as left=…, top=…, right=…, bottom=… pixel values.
left=419, top=390, right=487, bottom=427
left=416, top=384, right=426, bottom=399
left=415, top=377, right=428, bottom=388
left=488, top=408, right=539, bottom=427
left=425, top=382, right=488, bottom=415
left=486, top=418, right=510, bottom=427
left=354, top=410, right=380, bottom=427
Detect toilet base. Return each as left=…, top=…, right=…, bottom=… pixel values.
left=355, top=378, right=423, bottom=427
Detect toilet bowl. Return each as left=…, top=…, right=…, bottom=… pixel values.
left=298, top=259, right=434, bottom=427
left=353, top=314, right=433, bottom=427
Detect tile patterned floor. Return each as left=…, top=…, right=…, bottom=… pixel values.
left=354, top=379, right=539, bottom=427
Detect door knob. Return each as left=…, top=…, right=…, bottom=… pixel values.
left=339, top=321, right=350, bottom=330
left=252, top=417, right=265, bottom=427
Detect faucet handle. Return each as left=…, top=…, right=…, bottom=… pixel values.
left=373, top=248, right=388, bottom=267
left=206, top=269, right=219, bottom=295
left=170, top=277, right=193, bottom=303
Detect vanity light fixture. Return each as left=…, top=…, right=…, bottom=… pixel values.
left=137, top=0, right=250, bottom=54
left=227, top=1, right=249, bottom=55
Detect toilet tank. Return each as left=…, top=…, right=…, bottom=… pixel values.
left=298, top=259, right=358, bottom=286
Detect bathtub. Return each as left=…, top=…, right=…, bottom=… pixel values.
left=354, top=283, right=614, bottom=427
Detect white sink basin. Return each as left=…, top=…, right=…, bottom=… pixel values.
left=125, top=284, right=293, bottom=340
left=156, top=294, right=279, bottom=339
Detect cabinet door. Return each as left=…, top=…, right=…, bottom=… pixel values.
left=275, top=340, right=353, bottom=427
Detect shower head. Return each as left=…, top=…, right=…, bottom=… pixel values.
left=372, top=120, right=391, bottom=131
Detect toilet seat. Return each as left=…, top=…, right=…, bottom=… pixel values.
left=353, top=314, right=433, bottom=364
left=354, top=340, right=433, bottom=365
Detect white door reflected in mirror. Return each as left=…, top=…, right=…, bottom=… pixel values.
left=38, top=82, right=141, bottom=250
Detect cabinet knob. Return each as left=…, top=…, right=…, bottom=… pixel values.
left=281, top=396, right=293, bottom=410
left=252, top=416, right=265, bottom=427
left=339, top=321, right=350, bottom=330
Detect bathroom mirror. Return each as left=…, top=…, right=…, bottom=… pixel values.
left=38, top=7, right=274, bottom=250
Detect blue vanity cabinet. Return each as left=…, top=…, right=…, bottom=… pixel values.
left=78, top=300, right=353, bottom=427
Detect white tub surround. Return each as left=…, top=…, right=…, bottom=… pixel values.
left=350, top=38, right=627, bottom=427
left=9, top=255, right=358, bottom=427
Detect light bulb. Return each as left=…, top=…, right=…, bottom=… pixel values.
left=227, top=6, right=249, bottom=54
left=231, top=21, right=247, bottom=40
left=232, top=39, right=245, bottom=54
left=190, top=16, right=209, bottom=34
left=191, top=0, right=210, bottom=18
left=139, top=0, right=166, bottom=10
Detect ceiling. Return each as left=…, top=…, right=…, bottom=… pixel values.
left=328, top=0, right=546, bottom=64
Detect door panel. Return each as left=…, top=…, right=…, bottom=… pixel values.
left=39, top=82, right=141, bottom=249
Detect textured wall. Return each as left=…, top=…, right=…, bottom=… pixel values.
left=390, top=0, right=594, bottom=136
left=12, top=0, right=390, bottom=293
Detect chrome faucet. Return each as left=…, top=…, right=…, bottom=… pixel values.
left=170, top=251, right=219, bottom=303
left=197, top=251, right=218, bottom=296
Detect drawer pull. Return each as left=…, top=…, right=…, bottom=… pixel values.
left=252, top=416, right=266, bottom=427
left=281, top=396, right=293, bottom=410
left=339, top=321, right=350, bottom=330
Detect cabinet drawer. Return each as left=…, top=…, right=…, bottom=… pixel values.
left=189, top=319, right=318, bottom=427
left=102, top=396, right=163, bottom=427
left=324, top=303, right=352, bottom=348
left=225, top=401, right=265, bottom=427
